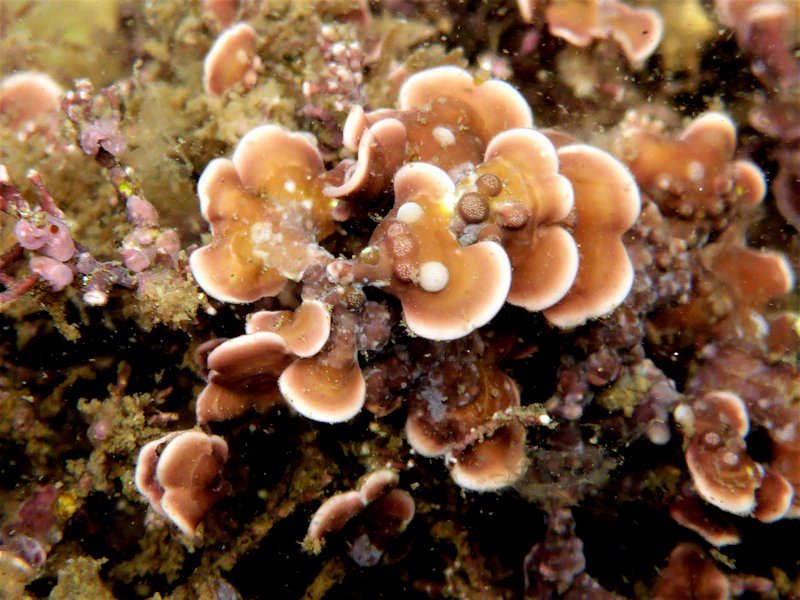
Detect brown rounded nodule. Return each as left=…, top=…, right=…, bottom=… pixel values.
left=392, top=260, right=416, bottom=283
left=496, top=203, right=530, bottom=229
left=477, top=224, right=505, bottom=244
left=386, top=222, right=418, bottom=259
left=359, top=246, right=381, bottom=266
left=475, top=173, right=503, bottom=197
left=457, top=192, right=490, bottom=223
left=343, top=289, right=366, bottom=312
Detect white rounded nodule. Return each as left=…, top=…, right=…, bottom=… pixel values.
left=418, top=261, right=449, bottom=292
left=396, top=201, right=423, bottom=223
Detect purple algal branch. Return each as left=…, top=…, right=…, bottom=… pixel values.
left=0, top=271, right=41, bottom=308
left=0, top=165, right=27, bottom=214
left=25, top=169, right=63, bottom=218
left=61, top=80, right=137, bottom=204
left=0, top=245, right=42, bottom=306
left=126, top=195, right=159, bottom=227
left=0, top=244, right=24, bottom=271
left=0, top=271, right=17, bottom=288
left=3, top=168, right=75, bottom=261
left=0, top=167, right=144, bottom=305
left=75, top=250, right=136, bottom=306
left=61, top=82, right=184, bottom=271
left=1, top=168, right=78, bottom=294
left=50, top=81, right=182, bottom=305
left=119, top=197, right=181, bottom=273
left=80, top=118, right=127, bottom=158
left=1, top=170, right=71, bottom=302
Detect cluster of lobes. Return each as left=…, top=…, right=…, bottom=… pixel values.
left=171, top=65, right=645, bottom=512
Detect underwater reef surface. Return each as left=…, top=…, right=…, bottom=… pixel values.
left=1, top=0, right=799, bottom=598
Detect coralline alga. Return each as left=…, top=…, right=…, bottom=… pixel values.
left=145, top=65, right=642, bottom=525
left=3, top=2, right=800, bottom=598
left=127, top=54, right=798, bottom=592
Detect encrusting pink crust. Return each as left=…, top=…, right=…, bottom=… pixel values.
left=753, top=466, right=795, bottom=523
left=246, top=299, right=332, bottom=357
left=542, top=144, right=641, bottom=327
left=202, top=23, right=259, bottom=96
left=323, top=112, right=407, bottom=204
left=465, top=128, right=578, bottom=312
left=326, top=65, right=535, bottom=202
left=194, top=294, right=388, bottom=425
left=279, top=356, right=366, bottom=423
left=305, top=469, right=414, bottom=559
left=651, top=544, right=730, bottom=600
left=306, top=470, right=402, bottom=547
left=405, top=339, right=527, bottom=491
left=190, top=125, right=335, bottom=303
left=682, top=391, right=761, bottom=516
left=684, top=342, right=800, bottom=521
left=620, top=112, right=766, bottom=222
left=196, top=300, right=359, bottom=424
left=397, top=66, right=535, bottom=152
left=306, top=491, right=363, bottom=547
left=544, top=0, right=663, bottom=66
left=135, top=430, right=228, bottom=537
left=675, top=390, right=796, bottom=523
left=669, top=487, right=742, bottom=546
left=649, top=228, right=794, bottom=347
left=196, top=331, right=292, bottom=424
left=0, top=71, right=63, bottom=133
left=203, top=0, right=239, bottom=29
left=191, top=67, right=641, bottom=339
left=278, top=308, right=366, bottom=422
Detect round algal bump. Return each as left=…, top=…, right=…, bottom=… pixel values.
left=475, top=173, right=503, bottom=197
left=457, top=192, right=490, bottom=224
left=701, top=430, right=722, bottom=448
left=419, top=261, right=449, bottom=292
left=393, top=261, right=416, bottom=283
left=359, top=246, right=381, bottom=265
left=686, top=160, right=705, bottom=182
left=389, top=233, right=417, bottom=259
left=432, top=125, right=456, bottom=147
left=386, top=222, right=418, bottom=259
left=478, top=224, right=504, bottom=244
left=496, top=203, right=530, bottom=229
left=397, top=202, right=423, bottom=223
left=721, top=451, right=740, bottom=467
